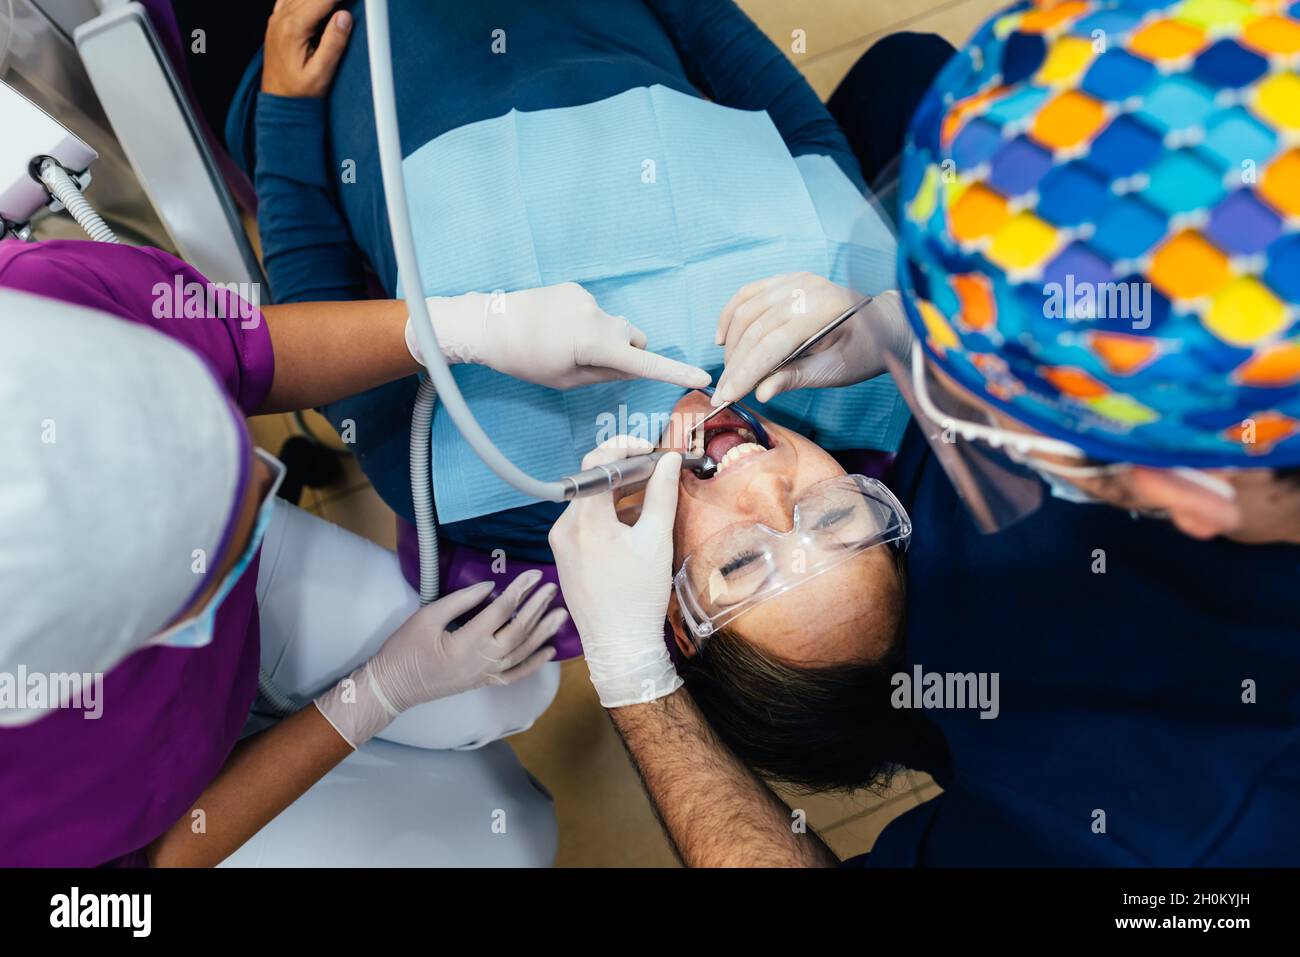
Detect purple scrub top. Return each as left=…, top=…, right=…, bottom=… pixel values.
left=0, top=240, right=275, bottom=866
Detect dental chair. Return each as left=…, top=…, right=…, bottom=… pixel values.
left=395, top=522, right=582, bottom=659
left=73, top=0, right=263, bottom=286
left=74, top=0, right=353, bottom=531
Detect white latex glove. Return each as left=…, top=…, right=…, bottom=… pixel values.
left=405, top=282, right=711, bottom=391
left=713, top=274, right=913, bottom=405
left=548, top=438, right=683, bottom=709
left=315, top=570, right=566, bottom=748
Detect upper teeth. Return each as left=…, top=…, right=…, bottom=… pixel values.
left=715, top=442, right=765, bottom=473
left=690, top=425, right=756, bottom=458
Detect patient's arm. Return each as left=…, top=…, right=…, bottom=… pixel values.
left=254, top=2, right=367, bottom=306
left=255, top=92, right=370, bottom=305
left=611, top=690, right=839, bottom=867
left=644, top=0, right=866, bottom=192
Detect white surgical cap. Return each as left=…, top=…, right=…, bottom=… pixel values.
left=0, top=289, right=245, bottom=723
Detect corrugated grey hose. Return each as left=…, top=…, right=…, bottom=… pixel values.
left=256, top=377, right=441, bottom=719
left=38, top=160, right=119, bottom=244
left=410, top=376, right=440, bottom=605
left=256, top=667, right=302, bottom=718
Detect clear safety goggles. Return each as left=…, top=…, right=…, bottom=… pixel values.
left=882, top=341, right=1233, bottom=531
left=673, top=474, right=911, bottom=643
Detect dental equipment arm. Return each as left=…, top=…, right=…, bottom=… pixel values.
left=35, top=160, right=118, bottom=243
left=0, top=80, right=112, bottom=242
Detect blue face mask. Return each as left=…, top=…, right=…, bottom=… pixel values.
left=150, top=449, right=285, bottom=649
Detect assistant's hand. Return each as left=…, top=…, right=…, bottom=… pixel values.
left=315, top=571, right=565, bottom=748
left=549, top=439, right=684, bottom=708
left=713, top=274, right=912, bottom=405
left=262, top=0, right=353, bottom=98
left=404, top=283, right=710, bottom=391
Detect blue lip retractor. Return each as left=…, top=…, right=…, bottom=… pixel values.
left=699, top=386, right=771, bottom=448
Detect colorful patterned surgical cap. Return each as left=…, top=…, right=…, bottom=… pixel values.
left=899, top=0, right=1300, bottom=467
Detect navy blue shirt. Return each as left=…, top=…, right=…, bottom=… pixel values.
left=227, top=0, right=864, bottom=543
left=854, top=425, right=1300, bottom=865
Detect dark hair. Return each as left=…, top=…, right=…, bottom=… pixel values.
left=1277, top=466, right=1300, bottom=487
left=677, top=550, right=948, bottom=793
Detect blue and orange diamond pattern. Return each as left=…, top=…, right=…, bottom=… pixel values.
left=899, top=0, right=1300, bottom=467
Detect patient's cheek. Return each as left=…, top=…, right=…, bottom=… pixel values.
left=670, top=492, right=700, bottom=561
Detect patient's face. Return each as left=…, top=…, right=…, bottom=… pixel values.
left=656, top=391, right=903, bottom=668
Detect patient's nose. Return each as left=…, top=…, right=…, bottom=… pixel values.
left=736, top=473, right=797, bottom=532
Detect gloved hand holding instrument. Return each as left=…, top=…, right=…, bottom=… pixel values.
left=549, top=439, right=685, bottom=708
left=711, top=273, right=912, bottom=407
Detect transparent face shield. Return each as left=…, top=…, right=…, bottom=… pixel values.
left=880, top=342, right=1235, bottom=530
left=861, top=163, right=1066, bottom=532
left=673, top=475, right=911, bottom=643
left=881, top=342, right=1057, bottom=532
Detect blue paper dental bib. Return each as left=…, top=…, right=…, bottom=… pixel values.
left=399, top=84, right=907, bottom=522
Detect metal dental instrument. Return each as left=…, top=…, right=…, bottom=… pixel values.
left=560, top=451, right=716, bottom=500
left=688, top=294, right=876, bottom=439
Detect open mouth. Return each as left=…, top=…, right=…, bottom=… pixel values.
left=690, top=406, right=773, bottom=477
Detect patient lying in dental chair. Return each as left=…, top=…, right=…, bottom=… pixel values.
left=231, top=0, right=926, bottom=786
left=230, top=0, right=907, bottom=562
left=618, top=391, right=945, bottom=794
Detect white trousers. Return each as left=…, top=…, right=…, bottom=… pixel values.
left=219, top=500, right=561, bottom=867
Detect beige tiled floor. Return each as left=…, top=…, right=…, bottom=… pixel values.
left=249, top=0, right=1004, bottom=867
left=743, top=0, right=1007, bottom=98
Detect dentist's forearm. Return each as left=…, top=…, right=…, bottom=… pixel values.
left=260, top=299, right=420, bottom=412
left=610, top=690, right=839, bottom=867
left=147, top=703, right=353, bottom=867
